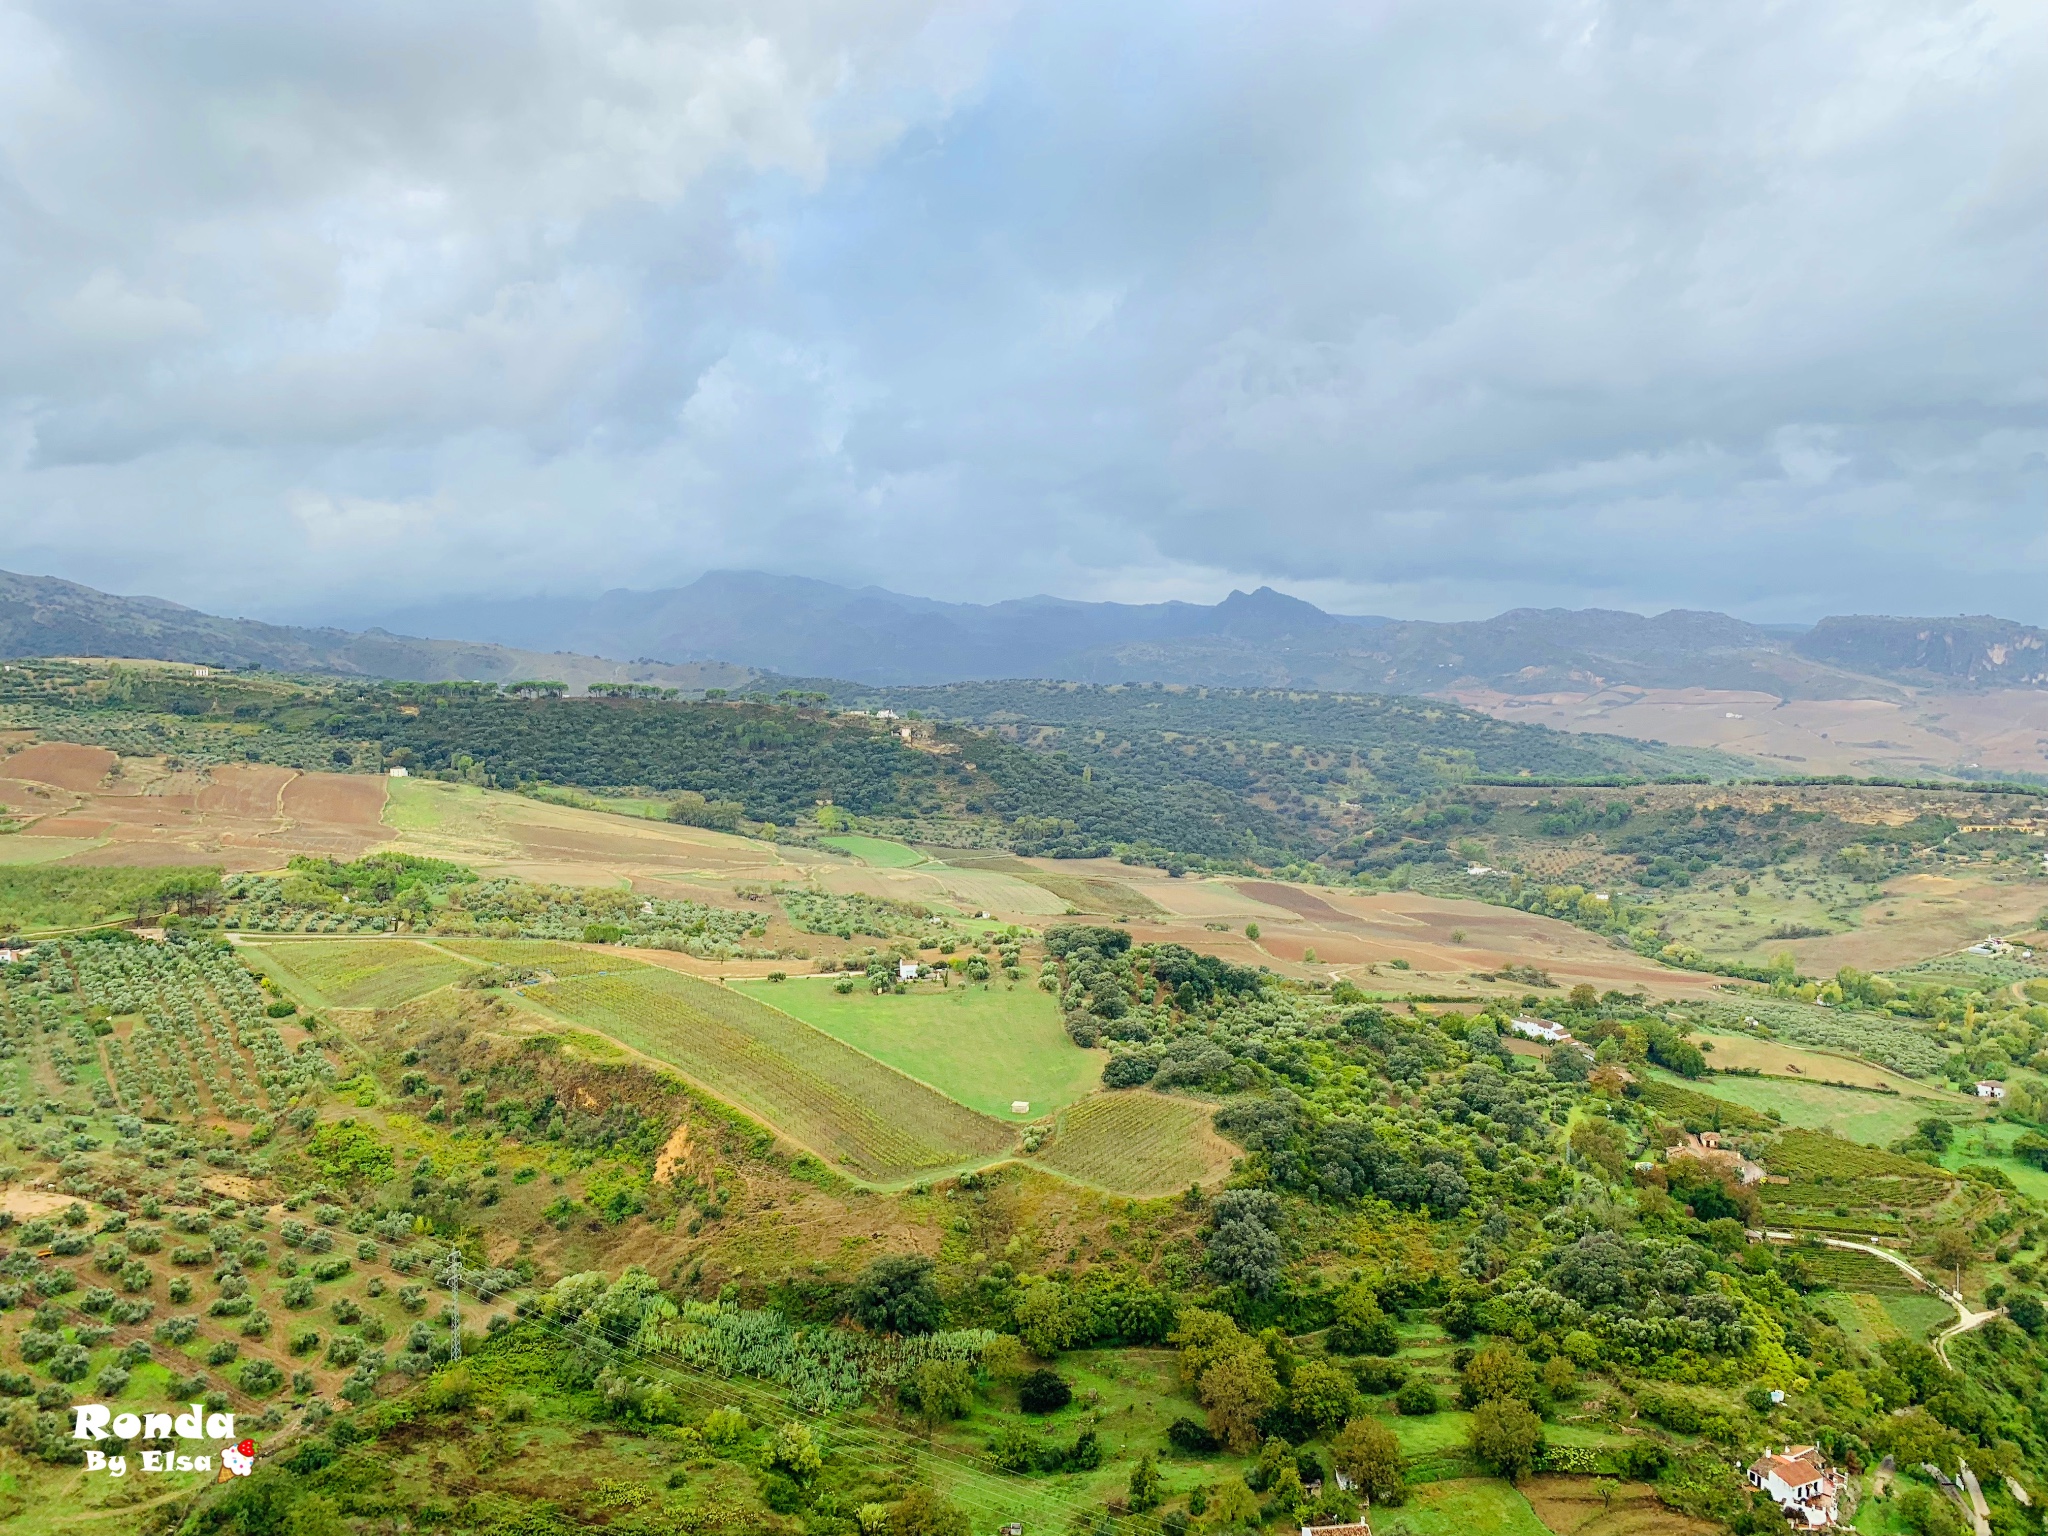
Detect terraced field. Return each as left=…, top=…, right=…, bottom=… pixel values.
left=1030, top=1091, right=1236, bottom=1196
left=526, top=966, right=1015, bottom=1182
left=245, top=939, right=476, bottom=1007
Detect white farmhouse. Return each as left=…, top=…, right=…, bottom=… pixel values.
left=898, top=960, right=919, bottom=981
left=1508, top=1017, right=1575, bottom=1045
left=1747, top=1446, right=1846, bottom=1527
left=1976, top=1081, right=2007, bottom=1100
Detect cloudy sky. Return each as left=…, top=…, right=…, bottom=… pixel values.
left=2, top=0, right=2042, bottom=624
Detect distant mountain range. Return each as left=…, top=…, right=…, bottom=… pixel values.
left=0, top=569, right=751, bottom=693
left=358, top=571, right=2048, bottom=696
left=4, top=566, right=2046, bottom=699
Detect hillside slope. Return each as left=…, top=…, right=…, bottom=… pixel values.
left=0, top=569, right=753, bottom=692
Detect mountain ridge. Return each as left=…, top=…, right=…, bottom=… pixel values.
left=5, top=566, right=2047, bottom=701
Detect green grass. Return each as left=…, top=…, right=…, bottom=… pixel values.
left=1879, top=1292, right=1956, bottom=1340
left=1030, top=1091, right=1236, bottom=1197
left=0, top=862, right=220, bottom=930
left=0, top=836, right=107, bottom=867
left=1378, top=1478, right=1551, bottom=1536
left=921, top=1347, right=1232, bottom=1532
left=526, top=966, right=1014, bottom=1182
left=431, top=938, right=637, bottom=978
left=1648, top=1069, right=1943, bottom=1146
left=381, top=774, right=480, bottom=830
left=1940, top=1121, right=2048, bottom=1200
left=818, top=834, right=928, bottom=867
left=731, top=976, right=1098, bottom=1119
left=243, top=939, right=477, bottom=1008
left=1385, top=1408, right=1473, bottom=1456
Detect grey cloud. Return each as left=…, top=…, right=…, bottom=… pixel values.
left=0, top=0, right=2041, bottom=624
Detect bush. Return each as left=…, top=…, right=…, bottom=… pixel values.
left=1353, top=1357, right=1407, bottom=1394
left=1167, top=1416, right=1219, bottom=1454
left=1102, top=1053, right=1157, bottom=1088
left=1395, top=1378, right=1441, bottom=1416
left=1018, top=1369, right=1072, bottom=1414
left=239, top=1359, right=284, bottom=1394
left=47, top=1345, right=91, bottom=1383
left=1616, top=1441, right=1669, bottom=1480
left=849, top=1255, right=944, bottom=1336
left=1328, top=1285, right=1399, bottom=1355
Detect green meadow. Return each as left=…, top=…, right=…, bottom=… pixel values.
left=819, top=833, right=929, bottom=867
left=734, top=975, right=1101, bottom=1119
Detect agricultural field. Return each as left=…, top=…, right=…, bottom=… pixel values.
left=430, top=937, right=635, bottom=978
left=1688, top=1028, right=1919, bottom=1092
left=1518, top=1474, right=1720, bottom=1536
left=5, top=669, right=2048, bottom=1534
left=1646, top=1068, right=1951, bottom=1147
left=241, top=940, right=477, bottom=1009
left=731, top=975, right=1101, bottom=1120
left=1377, top=1477, right=1553, bottom=1536
left=1028, top=1091, right=1237, bottom=1197
left=524, top=963, right=1016, bottom=1182
left=818, top=834, right=928, bottom=868
left=1940, top=1119, right=2048, bottom=1201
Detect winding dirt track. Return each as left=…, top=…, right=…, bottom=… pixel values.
left=1757, top=1228, right=2001, bottom=1366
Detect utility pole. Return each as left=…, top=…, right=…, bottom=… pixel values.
left=447, top=1249, right=463, bottom=1362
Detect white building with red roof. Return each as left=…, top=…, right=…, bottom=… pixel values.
left=1747, top=1446, right=1846, bottom=1527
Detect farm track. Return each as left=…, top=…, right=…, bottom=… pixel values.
left=1756, top=1228, right=2002, bottom=1365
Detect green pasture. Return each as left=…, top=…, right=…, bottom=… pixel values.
left=1377, top=1478, right=1550, bottom=1536
left=431, top=937, right=638, bottom=978
left=242, top=938, right=476, bottom=1008
left=1651, top=1069, right=1947, bottom=1146
left=380, top=774, right=481, bottom=831
left=0, top=836, right=106, bottom=868
left=1880, top=1293, right=1956, bottom=1340
left=818, top=834, right=928, bottom=867
left=1942, top=1119, right=2048, bottom=1201
left=526, top=965, right=1012, bottom=1182
left=734, top=974, right=1098, bottom=1119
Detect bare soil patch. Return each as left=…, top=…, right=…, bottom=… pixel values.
left=194, top=763, right=298, bottom=818
left=281, top=770, right=391, bottom=832
left=1520, top=1476, right=1716, bottom=1536
left=0, top=742, right=117, bottom=790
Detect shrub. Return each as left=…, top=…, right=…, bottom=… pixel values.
left=47, top=1345, right=91, bottom=1383
left=1395, top=1378, right=1441, bottom=1416
left=1018, top=1369, right=1072, bottom=1414
left=1328, top=1285, right=1399, bottom=1356
left=1167, top=1416, right=1219, bottom=1454
left=849, top=1255, right=943, bottom=1336
left=239, top=1359, right=284, bottom=1394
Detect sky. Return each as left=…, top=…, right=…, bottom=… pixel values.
left=1, top=0, right=2042, bottom=626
